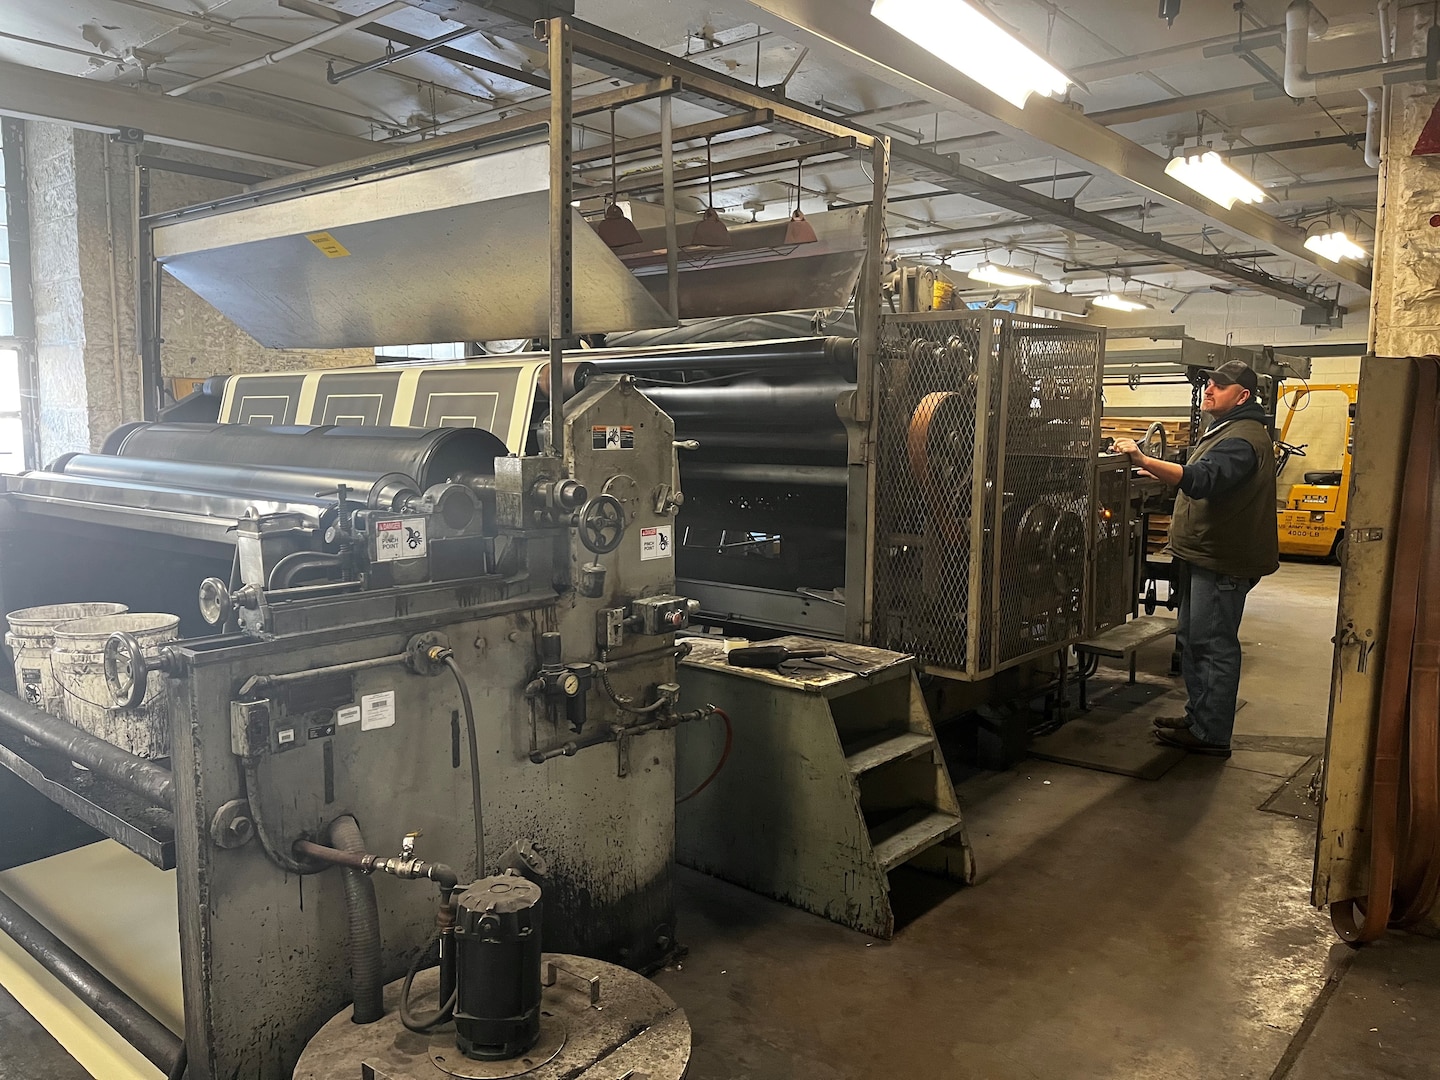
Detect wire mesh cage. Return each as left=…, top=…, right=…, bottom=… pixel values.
left=871, top=311, right=1104, bottom=679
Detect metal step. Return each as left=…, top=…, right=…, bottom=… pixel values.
left=844, top=731, right=934, bottom=776
left=868, top=808, right=965, bottom=873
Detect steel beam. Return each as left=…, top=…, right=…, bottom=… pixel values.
left=745, top=0, right=1371, bottom=293
left=608, top=136, right=856, bottom=197
left=572, top=110, right=774, bottom=166
left=0, top=60, right=373, bottom=168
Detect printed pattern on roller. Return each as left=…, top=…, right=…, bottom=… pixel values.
left=872, top=312, right=1103, bottom=677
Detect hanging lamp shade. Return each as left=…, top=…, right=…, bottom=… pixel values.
left=688, top=207, right=731, bottom=249
left=595, top=201, right=644, bottom=249
left=783, top=208, right=818, bottom=245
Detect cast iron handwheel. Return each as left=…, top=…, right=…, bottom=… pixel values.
left=1016, top=502, right=1059, bottom=585
left=1144, top=581, right=1158, bottom=616
left=104, top=631, right=148, bottom=709
left=576, top=494, right=626, bottom=555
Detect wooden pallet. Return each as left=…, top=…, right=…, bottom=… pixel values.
left=1102, top=417, right=1191, bottom=451
left=1147, top=513, right=1171, bottom=553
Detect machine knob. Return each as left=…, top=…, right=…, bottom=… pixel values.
left=198, top=577, right=234, bottom=627
left=575, top=494, right=626, bottom=555
left=553, top=478, right=587, bottom=512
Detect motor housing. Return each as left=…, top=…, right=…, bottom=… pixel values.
left=452, top=875, right=543, bottom=1060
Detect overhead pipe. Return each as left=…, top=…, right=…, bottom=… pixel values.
left=1360, top=88, right=1382, bottom=169
left=327, top=23, right=481, bottom=84
left=1283, top=1, right=1430, bottom=98
left=0, top=887, right=184, bottom=1073
left=166, top=0, right=408, bottom=97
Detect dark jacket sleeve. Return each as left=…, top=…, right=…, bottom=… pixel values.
left=1178, top=438, right=1259, bottom=499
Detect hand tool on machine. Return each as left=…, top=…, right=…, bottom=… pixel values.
left=727, top=645, right=828, bottom=669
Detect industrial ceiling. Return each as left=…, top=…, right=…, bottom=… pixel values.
left=0, top=0, right=1402, bottom=319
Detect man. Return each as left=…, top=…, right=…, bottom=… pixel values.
left=1114, top=360, right=1280, bottom=758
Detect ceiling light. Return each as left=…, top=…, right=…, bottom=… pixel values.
left=968, top=262, right=1047, bottom=288
left=1304, top=230, right=1368, bottom=263
left=1163, top=151, right=1265, bottom=209
left=871, top=0, right=1070, bottom=109
left=1090, top=293, right=1151, bottom=312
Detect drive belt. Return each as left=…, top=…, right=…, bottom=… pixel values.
left=1331, top=357, right=1440, bottom=941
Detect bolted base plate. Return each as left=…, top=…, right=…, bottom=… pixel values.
left=429, top=1014, right=566, bottom=1078
left=293, top=953, right=691, bottom=1080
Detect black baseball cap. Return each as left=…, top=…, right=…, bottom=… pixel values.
left=1203, top=360, right=1259, bottom=395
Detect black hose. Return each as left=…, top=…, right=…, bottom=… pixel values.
left=0, top=686, right=174, bottom=808
left=399, top=928, right=457, bottom=1033
left=241, top=758, right=327, bottom=875
left=327, top=815, right=385, bottom=1025
left=443, top=656, right=486, bottom=877
left=0, top=887, right=183, bottom=1073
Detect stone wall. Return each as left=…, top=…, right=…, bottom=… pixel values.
left=25, top=123, right=373, bottom=459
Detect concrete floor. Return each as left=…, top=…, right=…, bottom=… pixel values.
left=649, top=562, right=1435, bottom=1080
left=5, top=561, right=1437, bottom=1079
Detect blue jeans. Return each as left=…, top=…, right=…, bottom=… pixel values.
left=1175, top=560, right=1255, bottom=746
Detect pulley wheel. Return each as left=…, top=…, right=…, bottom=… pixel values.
left=1015, top=502, right=1058, bottom=585
left=1048, top=509, right=1086, bottom=593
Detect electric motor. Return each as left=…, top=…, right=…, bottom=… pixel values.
left=452, top=875, right=543, bottom=1061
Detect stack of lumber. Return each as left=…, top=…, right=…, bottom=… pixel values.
left=1146, top=513, right=1171, bottom=554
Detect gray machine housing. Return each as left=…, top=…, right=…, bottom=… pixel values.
left=0, top=376, right=691, bottom=1080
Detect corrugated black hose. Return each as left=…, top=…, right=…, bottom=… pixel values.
left=327, top=814, right=385, bottom=1024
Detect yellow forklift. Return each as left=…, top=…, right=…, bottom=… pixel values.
left=1276, top=382, right=1357, bottom=561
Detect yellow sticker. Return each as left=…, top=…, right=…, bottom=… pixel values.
left=306, top=231, right=350, bottom=258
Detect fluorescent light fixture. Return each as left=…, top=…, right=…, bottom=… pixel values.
left=968, top=262, right=1047, bottom=288
left=871, top=0, right=1070, bottom=109
left=1090, top=293, right=1151, bottom=312
left=1163, top=151, right=1266, bottom=209
left=1304, top=230, right=1368, bottom=263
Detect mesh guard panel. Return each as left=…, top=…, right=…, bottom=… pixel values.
left=872, top=312, right=1103, bottom=678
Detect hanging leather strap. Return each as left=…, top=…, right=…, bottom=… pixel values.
left=1331, top=357, right=1439, bottom=942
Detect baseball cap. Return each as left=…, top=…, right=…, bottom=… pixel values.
left=1203, top=360, right=1259, bottom=396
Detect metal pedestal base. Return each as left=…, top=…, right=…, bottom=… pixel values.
left=293, top=953, right=691, bottom=1080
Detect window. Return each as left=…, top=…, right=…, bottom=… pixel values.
left=0, top=124, right=21, bottom=470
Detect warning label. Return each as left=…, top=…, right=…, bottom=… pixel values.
left=375, top=517, right=427, bottom=562
left=306, top=231, right=351, bottom=258
left=592, top=425, right=635, bottom=450
left=640, top=525, right=672, bottom=561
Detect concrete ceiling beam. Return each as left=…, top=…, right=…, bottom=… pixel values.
left=0, top=61, right=375, bottom=168
left=744, top=0, right=1371, bottom=294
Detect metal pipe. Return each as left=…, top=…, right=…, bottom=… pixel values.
left=0, top=687, right=174, bottom=809
left=166, top=0, right=408, bottom=97
left=0, top=887, right=183, bottom=1072
left=1284, top=0, right=1429, bottom=97
left=1361, top=88, right=1382, bottom=168
left=238, top=653, right=408, bottom=696
left=292, top=839, right=460, bottom=891
left=682, top=463, right=849, bottom=487
left=327, top=24, right=480, bottom=83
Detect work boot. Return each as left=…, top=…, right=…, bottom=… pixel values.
left=1152, top=714, right=1190, bottom=730
left=1154, top=726, right=1231, bottom=758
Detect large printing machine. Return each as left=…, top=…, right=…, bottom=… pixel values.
left=0, top=378, right=701, bottom=1078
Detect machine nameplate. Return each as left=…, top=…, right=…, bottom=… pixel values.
left=592, top=425, right=635, bottom=450
left=337, top=704, right=360, bottom=726
left=360, top=690, right=396, bottom=730
left=640, top=525, right=672, bottom=561
left=375, top=517, right=427, bottom=562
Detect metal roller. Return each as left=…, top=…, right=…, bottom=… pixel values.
left=681, top=463, right=848, bottom=487
left=105, top=424, right=510, bottom=489
left=640, top=380, right=852, bottom=431
left=583, top=336, right=858, bottom=378
left=55, top=454, right=421, bottom=511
